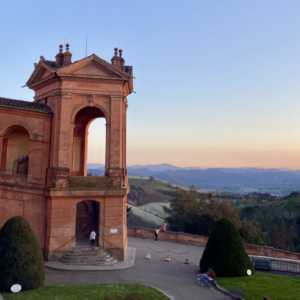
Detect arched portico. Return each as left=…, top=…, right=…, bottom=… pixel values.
left=0, top=125, right=30, bottom=174
left=0, top=120, right=34, bottom=140
left=72, top=106, right=107, bottom=176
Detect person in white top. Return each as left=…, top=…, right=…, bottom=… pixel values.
left=90, top=230, right=96, bottom=248
left=154, top=228, right=160, bottom=243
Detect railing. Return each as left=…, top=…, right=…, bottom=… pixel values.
left=101, top=235, right=126, bottom=261
left=0, top=169, right=27, bottom=177
left=13, top=155, right=28, bottom=175
left=250, top=256, right=300, bottom=273
left=128, top=226, right=300, bottom=261
left=68, top=176, right=107, bottom=188
left=52, top=236, right=76, bottom=253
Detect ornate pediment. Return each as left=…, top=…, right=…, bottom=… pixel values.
left=26, top=53, right=133, bottom=92
left=57, top=54, right=128, bottom=79
left=65, top=60, right=122, bottom=78
left=26, top=60, right=54, bottom=86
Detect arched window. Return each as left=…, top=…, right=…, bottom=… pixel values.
left=1, top=125, right=30, bottom=175
left=72, top=107, right=106, bottom=176
left=87, top=118, right=106, bottom=176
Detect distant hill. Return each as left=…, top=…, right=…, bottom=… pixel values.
left=129, top=163, right=182, bottom=172
left=87, top=163, right=300, bottom=196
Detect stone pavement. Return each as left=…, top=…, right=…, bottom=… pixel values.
left=45, top=237, right=225, bottom=300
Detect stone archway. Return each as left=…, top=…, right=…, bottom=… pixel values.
left=1, top=125, right=30, bottom=173
left=75, top=200, right=100, bottom=245
left=72, top=106, right=107, bottom=176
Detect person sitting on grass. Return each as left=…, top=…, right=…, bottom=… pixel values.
left=197, top=267, right=215, bottom=286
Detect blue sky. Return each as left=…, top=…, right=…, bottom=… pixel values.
left=1, top=0, right=299, bottom=168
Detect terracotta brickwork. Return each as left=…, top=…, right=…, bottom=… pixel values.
left=0, top=45, right=133, bottom=261
left=128, top=227, right=300, bottom=261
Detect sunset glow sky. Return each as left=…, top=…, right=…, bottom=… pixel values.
left=1, top=0, right=299, bottom=169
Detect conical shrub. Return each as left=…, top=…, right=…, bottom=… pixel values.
left=0, top=216, right=45, bottom=292
left=200, top=218, right=254, bottom=277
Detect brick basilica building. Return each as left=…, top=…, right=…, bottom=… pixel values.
left=0, top=45, right=133, bottom=260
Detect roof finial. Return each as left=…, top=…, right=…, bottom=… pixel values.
left=55, top=44, right=64, bottom=68
left=63, top=43, right=72, bottom=66
left=119, top=49, right=123, bottom=58
left=114, top=47, right=118, bottom=57
left=40, top=55, right=45, bottom=61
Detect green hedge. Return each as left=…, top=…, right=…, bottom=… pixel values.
left=0, top=216, right=45, bottom=292
left=200, top=218, right=254, bottom=277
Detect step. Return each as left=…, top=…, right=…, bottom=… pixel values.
left=60, top=258, right=116, bottom=265
left=59, top=244, right=118, bottom=266
left=59, top=259, right=117, bottom=266
left=65, top=253, right=109, bottom=259
left=74, top=248, right=101, bottom=252
left=69, top=250, right=106, bottom=256
left=63, top=254, right=111, bottom=261
left=75, top=245, right=100, bottom=250
left=60, top=255, right=114, bottom=262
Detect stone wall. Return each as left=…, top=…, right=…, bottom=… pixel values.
left=127, top=227, right=300, bottom=261
left=0, top=184, right=46, bottom=247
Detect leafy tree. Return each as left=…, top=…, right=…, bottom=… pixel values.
left=163, top=186, right=266, bottom=245
left=0, top=216, right=45, bottom=292
left=200, top=218, right=254, bottom=277
left=270, top=221, right=296, bottom=251
left=239, top=219, right=267, bottom=246
left=241, top=193, right=300, bottom=251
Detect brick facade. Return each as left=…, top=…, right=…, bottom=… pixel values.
left=0, top=45, right=133, bottom=261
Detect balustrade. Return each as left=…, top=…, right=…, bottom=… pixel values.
left=250, top=255, right=300, bottom=273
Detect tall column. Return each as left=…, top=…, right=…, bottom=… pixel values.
left=123, top=100, right=128, bottom=171
left=109, top=96, right=123, bottom=168
left=108, top=95, right=124, bottom=187
left=83, top=131, right=88, bottom=176
left=57, top=92, right=73, bottom=168
left=0, top=137, right=8, bottom=170
left=47, top=92, right=73, bottom=188
left=105, top=124, right=110, bottom=176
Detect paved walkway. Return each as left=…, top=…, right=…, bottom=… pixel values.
left=45, top=237, right=225, bottom=300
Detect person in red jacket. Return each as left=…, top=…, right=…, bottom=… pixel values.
left=160, top=224, right=167, bottom=232
left=197, top=267, right=215, bottom=286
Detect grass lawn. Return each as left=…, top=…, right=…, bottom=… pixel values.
left=128, top=178, right=148, bottom=186
left=216, top=272, right=300, bottom=300
left=128, top=178, right=175, bottom=192
left=2, top=284, right=170, bottom=300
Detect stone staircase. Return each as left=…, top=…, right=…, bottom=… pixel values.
left=59, top=242, right=117, bottom=266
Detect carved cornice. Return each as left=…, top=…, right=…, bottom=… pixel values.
left=61, top=76, right=127, bottom=84
left=110, top=95, right=125, bottom=101
left=28, top=75, right=59, bottom=91
left=67, top=73, right=121, bottom=78
left=60, top=92, right=73, bottom=98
